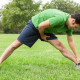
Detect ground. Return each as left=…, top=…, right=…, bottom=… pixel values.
left=0, top=34, right=80, bottom=80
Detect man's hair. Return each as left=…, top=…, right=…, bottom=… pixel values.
left=71, top=14, right=80, bottom=24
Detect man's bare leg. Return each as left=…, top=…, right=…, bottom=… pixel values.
left=0, top=40, right=22, bottom=64
left=48, top=39, right=78, bottom=64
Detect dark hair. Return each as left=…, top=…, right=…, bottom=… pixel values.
left=71, top=14, right=80, bottom=24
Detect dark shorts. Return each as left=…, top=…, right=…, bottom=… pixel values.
left=17, top=20, right=58, bottom=47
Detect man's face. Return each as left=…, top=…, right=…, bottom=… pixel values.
left=69, top=23, right=80, bottom=30
left=68, top=18, right=80, bottom=30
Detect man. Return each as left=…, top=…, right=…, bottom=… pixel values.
left=0, top=9, right=80, bottom=67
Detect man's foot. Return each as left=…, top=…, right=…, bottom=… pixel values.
left=76, top=63, right=80, bottom=68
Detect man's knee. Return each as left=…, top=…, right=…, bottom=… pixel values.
left=10, top=40, right=22, bottom=50
left=11, top=44, right=19, bottom=49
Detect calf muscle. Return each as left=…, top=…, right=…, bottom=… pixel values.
left=48, top=39, right=78, bottom=64
left=0, top=40, right=22, bottom=64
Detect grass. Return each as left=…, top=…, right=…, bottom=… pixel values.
left=0, top=34, right=80, bottom=80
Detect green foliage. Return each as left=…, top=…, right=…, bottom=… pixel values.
left=0, top=17, right=3, bottom=33
left=2, top=0, right=41, bottom=33
left=43, top=0, right=80, bottom=14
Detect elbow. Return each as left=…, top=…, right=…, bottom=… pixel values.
left=38, top=24, right=45, bottom=31
left=68, top=40, right=73, bottom=45
left=67, top=36, right=73, bottom=43
left=38, top=25, right=41, bottom=30
left=38, top=23, right=43, bottom=29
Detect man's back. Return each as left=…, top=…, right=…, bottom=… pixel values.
left=32, top=9, right=69, bottom=29
left=32, top=9, right=72, bottom=36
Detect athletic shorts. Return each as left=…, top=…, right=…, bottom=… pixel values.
left=17, top=19, right=58, bottom=47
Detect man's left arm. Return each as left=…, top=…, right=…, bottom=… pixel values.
left=67, top=35, right=79, bottom=61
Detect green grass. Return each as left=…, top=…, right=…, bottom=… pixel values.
left=0, top=34, right=80, bottom=80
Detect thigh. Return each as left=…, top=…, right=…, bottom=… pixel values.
left=17, top=20, right=40, bottom=47
left=48, top=39, right=65, bottom=50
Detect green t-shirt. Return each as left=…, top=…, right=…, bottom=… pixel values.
left=32, top=9, right=73, bottom=36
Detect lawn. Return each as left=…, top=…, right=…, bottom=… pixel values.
left=0, top=34, right=80, bottom=80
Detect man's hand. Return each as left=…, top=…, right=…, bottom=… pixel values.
left=38, top=20, right=50, bottom=41
left=76, top=57, right=80, bottom=64
left=41, top=35, right=50, bottom=41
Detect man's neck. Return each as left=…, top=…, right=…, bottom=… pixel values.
left=66, top=15, right=71, bottom=26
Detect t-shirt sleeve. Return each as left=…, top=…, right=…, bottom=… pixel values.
left=66, top=29, right=73, bottom=36
left=49, top=16, right=63, bottom=27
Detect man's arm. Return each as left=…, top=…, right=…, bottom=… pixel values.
left=38, top=20, right=50, bottom=41
left=67, top=35, right=80, bottom=62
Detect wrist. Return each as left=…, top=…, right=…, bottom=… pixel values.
left=39, top=32, right=44, bottom=37
left=75, top=55, right=79, bottom=58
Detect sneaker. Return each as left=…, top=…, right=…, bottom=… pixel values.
left=76, top=63, right=80, bottom=68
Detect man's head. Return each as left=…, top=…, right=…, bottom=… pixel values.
left=66, top=14, right=80, bottom=30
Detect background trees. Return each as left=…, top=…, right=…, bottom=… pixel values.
left=1, top=0, right=41, bottom=33
left=0, top=9, right=3, bottom=33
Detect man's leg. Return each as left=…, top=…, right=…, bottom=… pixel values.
left=48, top=39, right=78, bottom=64
left=0, top=40, right=22, bottom=64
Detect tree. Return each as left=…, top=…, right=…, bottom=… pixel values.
left=43, top=0, right=80, bottom=14
left=0, top=9, right=2, bottom=32
left=2, top=0, right=41, bottom=33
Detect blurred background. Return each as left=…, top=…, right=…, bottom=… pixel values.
left=0, top=0, right=80, bottom=34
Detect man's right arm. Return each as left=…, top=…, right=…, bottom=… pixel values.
left=38, top=20, right=50, bottom=41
